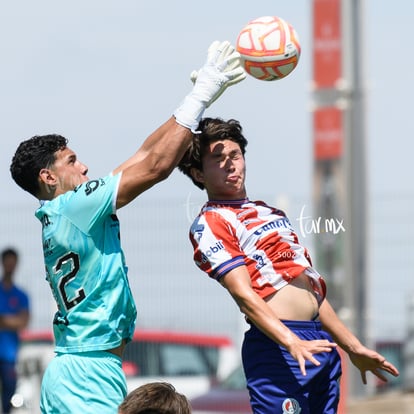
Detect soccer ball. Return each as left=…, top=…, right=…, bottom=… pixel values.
left=236, top=16, right=301, bottom=81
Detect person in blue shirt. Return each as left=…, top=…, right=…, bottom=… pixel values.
left=9, top=41, right=245, bottom=414
left=0, top=247, right=30, bottom=414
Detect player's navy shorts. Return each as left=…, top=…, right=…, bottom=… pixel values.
left=242, top=320, right=342, bottom=414
left=40, top=351, right=127, bottom=414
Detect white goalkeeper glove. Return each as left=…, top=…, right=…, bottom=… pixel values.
left=174, top=40, right=246, bottom=132
left=189, top=41, right=245, bottom=108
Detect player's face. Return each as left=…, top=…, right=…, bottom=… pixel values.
left=2, top=254, right=17, bottom=276
left=48, top=147, right=89, bottom=194
left=196, top=139, right=247, bottom=200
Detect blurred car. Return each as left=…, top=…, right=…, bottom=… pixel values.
left=122, top=329, right=239, bottom=399
left=191, top=364, right=251, bottom=414
left=10, top=329, right=238, bottom=414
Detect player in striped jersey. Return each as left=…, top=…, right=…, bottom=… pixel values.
left=178, top=117, right=399, bottom=414
left=9, top=43, right=245, bottom=414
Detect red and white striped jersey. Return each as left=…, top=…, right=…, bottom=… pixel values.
left=189, top=198, right=326, bottom=301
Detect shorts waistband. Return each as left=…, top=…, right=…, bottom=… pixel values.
left=280, top=320, right=322, bottom=330
left=246, top=319, right=322, bottom=331
left=56, top=350, right=122, bottom=363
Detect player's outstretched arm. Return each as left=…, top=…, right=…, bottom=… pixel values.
left=114, top=41, right=245, bottom=209
left=221, top=266, right=337, bottom=376
left=318, top=299, right=400, bottom=384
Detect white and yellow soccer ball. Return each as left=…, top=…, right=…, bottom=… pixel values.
left=236, top=16, right=301, bottom=81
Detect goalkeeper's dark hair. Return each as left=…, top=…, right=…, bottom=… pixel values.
left=178, top=117, right=248, bottom=190
left=10, top=134, right=68, bottom=197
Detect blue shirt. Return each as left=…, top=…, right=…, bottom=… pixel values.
left=0, top=282, right=29, bottom=362
left=35, top=173, right=137, bottom=353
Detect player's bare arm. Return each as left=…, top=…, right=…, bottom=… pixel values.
left=318, top=299, right=399, bottom=383
left=220, top=266, right=337, bottom=376
left=114, top=119, right=192, bottom=208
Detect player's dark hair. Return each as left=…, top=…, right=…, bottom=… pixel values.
left=178, top=117, right=248, bottom=190
left=10, top=134, right=68, bottom=197
left=1, top=247, right=18, bottom=262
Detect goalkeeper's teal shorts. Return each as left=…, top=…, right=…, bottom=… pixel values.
left=40, top=351, right=127, bottom=414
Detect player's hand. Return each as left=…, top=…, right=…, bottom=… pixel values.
left=174, top=40, right=245, bottom=131
left=286, top=337, right=338, bottom=376
left=348, top=345, right=400, bottom=384
left=190, top=40, right=246, bottom=107
left=191, top=40, right=246, bottom=107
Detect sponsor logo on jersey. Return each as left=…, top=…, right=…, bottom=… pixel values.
left=192, top=223, right=205, bottom=243
left=43, top=238, right=54, bottom=257
left=253, top=253, right=265, bottom=270
left=282, top=398, right=302, bottom=414
left=40, top=214, right=52, bottom=227
left=84, top=178, right=105, bottom=195
left=253, top=217, right=292, bottom=236
left=201, top=241, right=225, bottom=263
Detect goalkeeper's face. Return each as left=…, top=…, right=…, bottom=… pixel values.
left=191, top=139, right=247, bottom=201
left=40, top=147, right=90, bottom=199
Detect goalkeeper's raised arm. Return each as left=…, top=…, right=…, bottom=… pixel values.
left=114, top=40, right=246, bottom=208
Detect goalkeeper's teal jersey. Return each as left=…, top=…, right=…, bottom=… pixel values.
left=35, top=173, right=137, bottom=353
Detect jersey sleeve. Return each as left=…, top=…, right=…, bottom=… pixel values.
left=60, top=173, right=121, bottom=233
left=190, top=210, right=246, bottom=281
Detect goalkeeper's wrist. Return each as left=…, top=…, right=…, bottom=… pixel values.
left=173, top=93, right=206, bottom=133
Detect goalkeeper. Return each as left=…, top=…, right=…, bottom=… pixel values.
left=9, top=41, right=245, bottom=414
